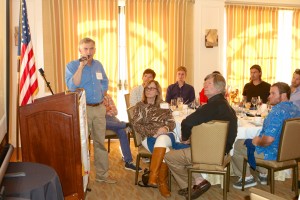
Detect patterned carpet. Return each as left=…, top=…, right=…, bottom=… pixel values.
left=85, top=139, right=299, bottom=200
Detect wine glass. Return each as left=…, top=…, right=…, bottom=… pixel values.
left=251, top=97, right=258, bottom=110
left=238, top=99, right=246, bottom=118
left=245, top=102, right=251, bottom=110
left=256, top=97, right=263, bottom=115
left=194, top=99, right=200, bottom=109
left=177, top=97, right=183, bottom=111
left=170, top=99, right=177, bottom=111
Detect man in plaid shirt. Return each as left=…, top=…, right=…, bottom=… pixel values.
left=104, top=94, right=142, bottom=172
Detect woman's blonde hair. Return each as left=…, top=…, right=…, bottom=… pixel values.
left=142, top=80, right=162, bottom=106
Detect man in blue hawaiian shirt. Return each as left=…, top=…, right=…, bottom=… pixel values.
left=232, top=82, right=300, bottom=189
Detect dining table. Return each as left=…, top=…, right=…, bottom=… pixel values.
left=172, top=109, right=291, bottom=186
left=2, top=162, right=64, bottom=200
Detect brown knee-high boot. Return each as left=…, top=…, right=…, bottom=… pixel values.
left=158, top=162, right=171, bottom=198
left=148, top=147, right=166, bottom=187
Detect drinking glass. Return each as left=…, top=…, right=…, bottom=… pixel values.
left=238, top=99, right=246, bottom=118
left=245, top=102, right=251, bottom=110
left=170, top=99, right=177, bottom=111
left=177, top=97, right=183, bottom=111
left=251, top=97, right=258, bottom=110
left=256, top=97, right=263, bottom=115
left=194, top=99, right=200, bottom=109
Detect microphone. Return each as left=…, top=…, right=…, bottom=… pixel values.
left=79, top=55, right=90, bottom=62
left=38, top=68, right=54, bottom=95
left=38, top=68, right=45, bottom=76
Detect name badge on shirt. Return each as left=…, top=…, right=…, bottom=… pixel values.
left=96, top=72, right=103, bottom=80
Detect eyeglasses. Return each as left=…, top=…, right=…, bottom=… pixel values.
left=145, top=87, right=157, bottom=91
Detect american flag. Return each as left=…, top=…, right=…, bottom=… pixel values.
left=18, top=0, right=39, bottom=106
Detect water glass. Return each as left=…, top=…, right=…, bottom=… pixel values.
left=245, top=102, right=251, bottom=110
left=170, top=99, right=177, bottom=111
left=177, top=97, right=183, bottom=111
left=251, top=97, right=258, bottom=109
left=256, top=97, right=263, bottom=114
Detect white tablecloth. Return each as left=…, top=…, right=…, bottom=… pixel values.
left=174, top=115, right=262, bottom=144
left=172, top=114, right=291, bottom=186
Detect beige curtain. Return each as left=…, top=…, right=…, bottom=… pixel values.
left=125, top=0, right=191, bottom=98
left=226, top=5, right=278, bottom=95
left=42, top=0, right=119, bottom=99
left=292, top=9, right=300, bottom=72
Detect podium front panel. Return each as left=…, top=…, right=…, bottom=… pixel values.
left=19, top=91, right=86, bottom=199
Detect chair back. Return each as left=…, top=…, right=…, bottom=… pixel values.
left=191, top=120, right=229, bottom=165
left=127, top=106, right=142, bottom=147
left=124, top=94, right=130, bottom=109
left=277, top=118, right=300, bottom=162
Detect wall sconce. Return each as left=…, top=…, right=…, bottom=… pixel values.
left=205, top=29, right=218, bottom=48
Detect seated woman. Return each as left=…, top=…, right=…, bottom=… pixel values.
left=132, top=80, right=189, bottom=198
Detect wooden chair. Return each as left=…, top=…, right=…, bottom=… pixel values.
left=249, top=188, right=287, bottom=200
left=105, top=130, right=118, bottom=153
left=127, top=106, right=152, bottom=185
left=188, top=120, right=231, bottom=200
left=105, top=128, right=131, bottom=153
left=241, top=118, right=300, bottom=197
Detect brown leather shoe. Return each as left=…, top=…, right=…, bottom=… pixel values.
left=178, top=188, right=188, bottom=196
left=186, top=179, right=211, bottom=199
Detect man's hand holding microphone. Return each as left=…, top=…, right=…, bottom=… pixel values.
left=79, top=55, right=90, bottom=67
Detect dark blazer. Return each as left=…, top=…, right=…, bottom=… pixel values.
left=181, top=93, right=237, bottom=154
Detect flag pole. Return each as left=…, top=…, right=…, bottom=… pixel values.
left=17, top=0, right=39, bottom=161
left=16, top=56, right=20, bottom=161
left=16, top=0, right=21, bottom=161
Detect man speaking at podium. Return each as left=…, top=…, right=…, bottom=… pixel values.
left=65, top=37, right=116, bottom=184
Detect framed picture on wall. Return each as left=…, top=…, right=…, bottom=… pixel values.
left=205, top=29, right=218, bottom=48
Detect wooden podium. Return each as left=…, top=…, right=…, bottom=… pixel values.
left=19, top=90, right=90, bottom=200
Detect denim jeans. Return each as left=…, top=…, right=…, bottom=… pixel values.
left=106, top=115, right=133, bottom=163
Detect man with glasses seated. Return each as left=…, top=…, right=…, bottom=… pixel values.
left=290, top=69, right=300, bottom=109
left=232, top=82, right=300, bottom=189
left=164, top=73, right=237, bottom=199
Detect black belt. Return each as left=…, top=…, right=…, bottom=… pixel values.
left=87, top=102, right=101, bottom=107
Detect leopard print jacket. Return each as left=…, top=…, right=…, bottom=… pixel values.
left=132, top=101, right=175, bottom=140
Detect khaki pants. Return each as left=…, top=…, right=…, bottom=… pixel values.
left=87, top=104, right=108, bottom=179
left=164, top=148, right=201, bottom=189
left=231, top=139, right=266, bottom=177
